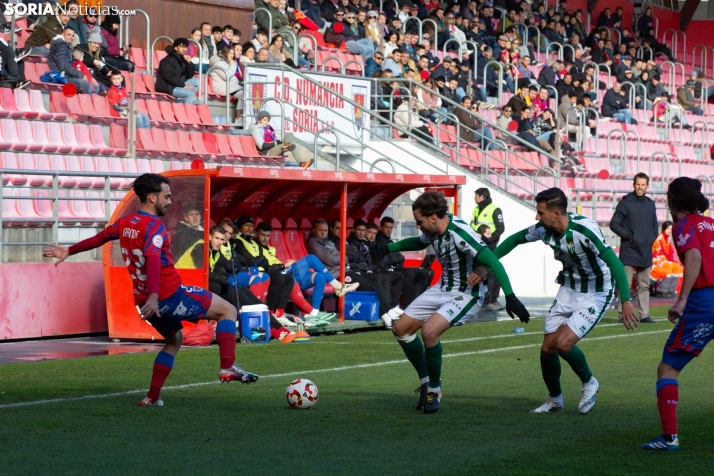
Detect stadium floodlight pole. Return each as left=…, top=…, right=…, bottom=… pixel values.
left=254, top=8, right=273, bottom=45
left=150, top=35, right=173, bottom=75
left=124, top=9, right=151, bottom=75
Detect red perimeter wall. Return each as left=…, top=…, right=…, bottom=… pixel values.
left=0, top=262, right=107, bottom=340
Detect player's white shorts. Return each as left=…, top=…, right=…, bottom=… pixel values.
left=404, top=285, right=485, bottom=326
left=545, top=286, right=614, bottom=339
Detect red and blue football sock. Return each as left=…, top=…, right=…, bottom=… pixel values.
left=216, top=320, right=237, bottom=369
left=147, top=351, right=174, bottom=402
left=656, top=378, right=679, bottom=438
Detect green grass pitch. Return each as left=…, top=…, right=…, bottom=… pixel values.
left=1, top=306, right=712, bottom=475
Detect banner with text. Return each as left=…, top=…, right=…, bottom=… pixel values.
left=244, top=66, right=371, bottom=146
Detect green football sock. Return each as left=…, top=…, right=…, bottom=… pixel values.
left=540, top=352, right=562, bottom=398
left=424, top=342, right=443, bottom=389
left=559, top=346, right=593, bottom=384
left=399, top=335, right=428, bottom=380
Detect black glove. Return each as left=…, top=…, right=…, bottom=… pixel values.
left=505, top=294, right=530, bottom=323
left=370, top=242, right=390, bottom=263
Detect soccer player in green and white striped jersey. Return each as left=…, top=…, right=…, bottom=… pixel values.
left=495, top=188, right=638, bottom=414
left=371, top=192, right=531, bottom=413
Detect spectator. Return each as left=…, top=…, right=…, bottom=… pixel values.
left=251, top=29, right=269, bottom=53
left=676, top=81, right=704, bottom=116
left=365, top=10, right=382, bottom=47
left=383, top=31, right=399, bottom=58
left=307, top=219, right=402, bottom=327
left=531, top=85, right=549, bottom=116
left=48, top=27, right=92, bottom=94
left=609, top=172, right=658, bottom=323
left=248, top=111, right=313, bottom=168
left=505, top=84, right=530, bottom=116
left=365, top=51, right=383, bottom=77
left=455, top=97, right=496, bottom=150
left=537, top=59, right=562, bottom=91
left=602, top=82, right=633, bottom=124
left=555, top=72, right=574, bottom=100
left=0, top=38, right=28, bottom=88
left=342, top=11, right=375, bottom=58
left=470, top=188, right=505, bottom=311
left=642, top=29, right=675, bottom=62
left=240, top=42, right=256, bottom=64
left=172, top=203, right=205, bottom=266
left=637, top=7, right=656, bottom=39
left=256, top=0, right=289, bottom=32
left=532, top=107, right=556, bottom=142
left=106, top=70, right=150, bottom=128
left=71, top=46, right=103, bottom=94
left=155, top=38, right=199, bottom=104
left=187, top=28, right=210, bottom=73
left=81, top=9, right=104, bottom=49
left=26, top=9, right=69, bottom=56
left=394, top=96, right=434, bottom=144
left=496, top=106, right=517, bottom=144
left=209, top=46, right=244, bottom=126
left=76, top=30, right=113, bottom=89
left=415, top=79, right=446, bottom=122
left=268, top=35, right=297, bottom=67
left=199, top=22, right=215, bottom=59
left=558, top=91, right=583, bottom=141
left=651, top=221, right=683, bottom=298
left=652, top=93, right=691, bottom=129
left=382, top=48, right=404, bottom=76
left=65, top=0, right=84, bottom=46
left=99, top=15, right=135, bottom=72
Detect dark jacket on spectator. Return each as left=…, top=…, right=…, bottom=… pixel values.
left=48, top=37, right=84, bottom=79
left=454, top=107, right=478, bottom=141
left=346, top=232, right=375, bottom=272
left=537, top=65, right=557, bottom=88
left=365, top=57, right=381, bottom=77
left=155, top=45, right=196, bottom=94
left=609, top=191, right=658, bottom=267
left=375, top=229, right=405, bottom=268
left=505, top=94, right=528, bottom=116
left=308, top=233, right=342, bottom=276
left=26, top=14, right=65, bottom=47
left=601, top=88, right=627, bottom=117
left=647, top=81, right=665, bottom=102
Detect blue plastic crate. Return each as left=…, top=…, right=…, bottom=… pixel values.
left=343, top=291, right=380, bottom=321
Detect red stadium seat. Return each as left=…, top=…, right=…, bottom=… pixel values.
left=61, top=123, right=87, bottom=154
left=75, top=124, right=101, bottom=154
left=2, top=88, right=37, bottom=118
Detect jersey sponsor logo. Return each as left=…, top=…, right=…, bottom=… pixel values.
left=588, top=307, right=596, bottom=315
left=130, top=216, right=140, bottom=224
left=159, top=305, right=169, bottom=315
left=152, top=235, right=164, bottom=248
left=460, top=241, right=466, bottom=247
left=447, top=309, right=454, bottom=316
left=528, top=224, right=537, bottom=235
left=173, top=301, right=188, bottom=316
left=690, top=323, right=714, bottom=346
left=696, top=221, right=714, bottom=232
left=676, top=233, right=690, bottom=247
left=453, top=295, right=464, bottom=301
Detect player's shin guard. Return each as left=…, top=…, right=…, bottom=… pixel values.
left=540, top=352, right=563, bottom=398
left=147, top=351, right=174, bottom=402
left=656, top=378, right=679, bottom=436
left=424, top=342, right=443, bottom=391
left=559, top=346, right=593, bottom=383
left=216, top=320, right=237, bottom=369
left=290, top=283, right=314, bottom=314
left=396, top=334, right=429, bottom=381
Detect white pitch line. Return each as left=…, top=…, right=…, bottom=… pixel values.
left=0, top=329, right=670, bottom=410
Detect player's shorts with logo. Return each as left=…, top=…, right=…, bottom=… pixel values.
left=147, top=284, right=213, bottom=338
left=545, top=286, right=613, bottom=338
left=405, top=285, right=485, bottom=326
left=662, top=288, right=714, bottom=370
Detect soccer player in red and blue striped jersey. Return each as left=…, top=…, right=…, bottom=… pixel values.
left=642, top=177, right=714, bottom=451
left=44, top=174, right=258, bottom=406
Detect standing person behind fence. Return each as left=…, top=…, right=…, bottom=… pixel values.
left=470, top=188, right=506, bottom=311
left=609, top=172, right=659, bottom=324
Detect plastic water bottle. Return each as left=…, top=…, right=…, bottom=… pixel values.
left=513, top=327, right=525, bottom=334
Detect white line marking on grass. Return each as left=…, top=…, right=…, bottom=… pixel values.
left=0, top=329, right=670, bottom=410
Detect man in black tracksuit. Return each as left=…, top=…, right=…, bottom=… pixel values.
left=232, top=215, right=293, bottom=316
left=374, top=217, right=430, bottom=308
left=346, top=220, right=404, bottom=308
left=609, top=172, right=658, bottom=323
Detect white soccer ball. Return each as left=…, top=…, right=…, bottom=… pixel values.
left=286, top=378, right=319, bottom=409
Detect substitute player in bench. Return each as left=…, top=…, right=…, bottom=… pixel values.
left=43, top=174, right=258, bottom=407
left=371, top=191, right=530, bottom=414
left=642, top=178, right=714, bottom=451
left=494, top=187, right=637, bottom=414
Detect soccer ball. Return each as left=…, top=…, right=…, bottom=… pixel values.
left=286, top=378, right=319, bottom=409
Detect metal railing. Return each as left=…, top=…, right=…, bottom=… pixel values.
left=693, top=45, right=714, bottom=78
left=202, top=65, right=231, bottom=119
left=662, top=29, right=686, bottom=62
left=254, top=8, right=274, bottom=45
left=122, top=9, right=151, bottom=75
left=150, top=35, right=173, bottom=74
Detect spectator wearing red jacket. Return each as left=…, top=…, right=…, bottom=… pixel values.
left=72, top=48, right=105, bottom=95
left=107, top=70, right=150, bottom=129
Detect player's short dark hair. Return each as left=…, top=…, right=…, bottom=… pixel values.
left=218, top=218, right=234, bottom=231
left=475, top=187, right=490, bottom=199
left=132, top=173, right=170, bottom=203
left=256, top=221, right=272, bottom=232
left=329, top=217, right=340, bottom=228
left=173, top=37, right=189, bottom=48
left=209, top=225, right=226, bottom=236
left=535, top=187, right=568, bottom=213
left=183, top=203, right=200, bottom=215
left=366, top=222, right=379, bottom=230
left=413, top=191, right=449, bottom=219
left=353, top=219, right=367, bottom=229
left=380, top=216, right=395, bottom=226
left=200, top=22, right=211, bottom=29
left=634, top=172, right=649, bottom=184
left=110, top=69, right=122, bottom=77
left=223, top=24, right=234, bottom=33
left=667, top=177, right=709, bottom=213
left=212, top=26, right=222, bottom=34
left=476, top=224, right=490, bottom=234
left=313, top=218, right=328, bottom=229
